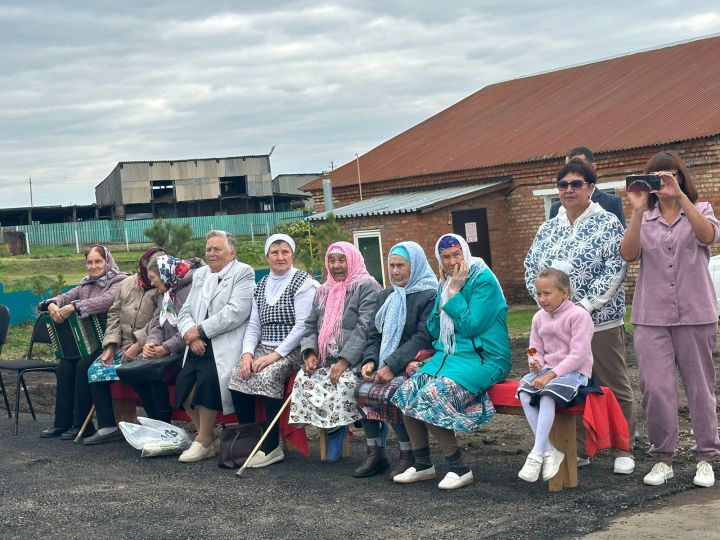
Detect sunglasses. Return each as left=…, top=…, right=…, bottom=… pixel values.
left=556, top=180, right=588, bottom=191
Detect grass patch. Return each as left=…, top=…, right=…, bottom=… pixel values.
left=507, top=306, right=634, bottom=340
left=507, top=306, right=536, bottom=339
left=3, top=323, right=54, bottom=361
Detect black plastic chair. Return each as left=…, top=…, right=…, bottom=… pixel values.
left=0, top=307, right=59, bottom=435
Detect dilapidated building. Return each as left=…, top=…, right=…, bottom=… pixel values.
left=95, top=155, right=310, bottom=219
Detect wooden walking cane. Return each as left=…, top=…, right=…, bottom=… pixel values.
left=236, top=394, right=292, bottom=477
left=74, top=405, right=96, bottom=442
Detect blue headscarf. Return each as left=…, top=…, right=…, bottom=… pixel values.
left=375, top=241, right=438, bottom=368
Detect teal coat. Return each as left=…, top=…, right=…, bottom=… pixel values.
left=419, top=266, right=511, bottom=394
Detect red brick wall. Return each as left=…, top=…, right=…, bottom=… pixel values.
left=312, top=136, right=720, bottom=303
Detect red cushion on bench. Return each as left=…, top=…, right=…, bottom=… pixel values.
left=487, top=380, right=584, bottom=415
left=487, top=379, right=629, bottom=456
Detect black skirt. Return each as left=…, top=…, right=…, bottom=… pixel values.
left=174, top=341, right=223, bottom=411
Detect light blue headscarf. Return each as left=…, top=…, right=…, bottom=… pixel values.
left=375, top=241, right=438, bottom=368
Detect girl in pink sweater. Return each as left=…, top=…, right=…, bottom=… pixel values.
left=517, top=264, right=594, bottom=483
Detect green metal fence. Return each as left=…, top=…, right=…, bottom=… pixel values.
left=3, top=211, right=308, bottom=247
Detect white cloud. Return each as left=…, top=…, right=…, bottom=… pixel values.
left=0, top=1, right=719, bottom=207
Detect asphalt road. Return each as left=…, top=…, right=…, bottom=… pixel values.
left=0, top=412, right=711, bottom=540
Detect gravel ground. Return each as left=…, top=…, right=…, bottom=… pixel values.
left=0, top=336, right=717, bottom=539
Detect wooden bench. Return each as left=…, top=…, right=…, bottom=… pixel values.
left=487, top=380, right=587, bottom=493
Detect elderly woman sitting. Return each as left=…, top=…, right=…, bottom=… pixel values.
left=289, top=241, right=380, bottom=462
left=117, top=255, right=204, bottom=423
left=228, top=234, right=318, bottom=468
left=392, top=234, right=511, bottom=490
left=353, top=241, right=437, bottom=478
left=82, top=247, right=164, bottom=444
left=39, top=244, right=128, bottom=439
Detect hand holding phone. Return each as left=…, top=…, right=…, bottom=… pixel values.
left=626, top=174, right=662, bottom=192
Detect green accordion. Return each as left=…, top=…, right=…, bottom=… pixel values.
left=42, top=312, right=106, bottom=360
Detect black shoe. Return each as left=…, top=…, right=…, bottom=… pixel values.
left=82, top=429, right=124, bottom=445
left=60, top=424, right=96, bottom=441
left=40, top=427, right=70, bottom=438
left=353, top=446, right=390, bottom=478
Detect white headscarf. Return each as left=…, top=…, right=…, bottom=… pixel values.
left=263, top=233, right=300, bottom=305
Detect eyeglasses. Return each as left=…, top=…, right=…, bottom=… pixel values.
left=556, top=180, right=588, bottom=191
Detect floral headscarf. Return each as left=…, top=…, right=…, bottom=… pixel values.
left=137, top=247, right=166, bottom=290
left=375, top=241, right=438, bottom=368
left=156, top=255, right=204, bottom=327
left=80, top=244, right=121, bottom=287
left=316, top=241, right=379, bottom=363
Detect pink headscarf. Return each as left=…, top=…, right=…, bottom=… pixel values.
left=316, top=241, right=377, bottom=363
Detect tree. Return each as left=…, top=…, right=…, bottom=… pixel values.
left=277, top=214, right=349, bottom=275
left=144, top=221, right=194, bottom=257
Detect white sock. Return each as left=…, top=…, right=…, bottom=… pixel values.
left=519, top=392, right=539, bottom=435
left=531, top=396, right=556, bottom=455
left=97, top=427, right=118, bottom=436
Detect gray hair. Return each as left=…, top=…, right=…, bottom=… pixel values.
left=206, top=229, right=237, bottom=252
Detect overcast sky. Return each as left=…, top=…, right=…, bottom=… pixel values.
left=1, top=1, right=719, bottom=208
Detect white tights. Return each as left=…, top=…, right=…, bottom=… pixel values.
left=519, top=392, right=556, bottom=455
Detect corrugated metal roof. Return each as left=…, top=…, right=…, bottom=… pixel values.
left=119, top=155, right=268, bottom=165
left=307, top=181, right=508, bottom=221
left=304, top=35, right=720, bottom=191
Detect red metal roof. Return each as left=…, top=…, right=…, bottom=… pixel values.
left=304, top=36, right=720, bottom=191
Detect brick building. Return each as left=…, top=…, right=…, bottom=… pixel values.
left=303, top=36, right=720, bottom=301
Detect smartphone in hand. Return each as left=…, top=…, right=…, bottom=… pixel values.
left=626, top=174, right=662, bottom=192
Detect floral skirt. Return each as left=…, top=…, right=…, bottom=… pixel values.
left=354, top=375, right=406, bottom=425
left=87, top=353, right=124, bottom=383
left=228, top=344, right=300, bottom=399
left=289, top=366, right=361, bottom=429
left=391, top=372, right=495, bottom=432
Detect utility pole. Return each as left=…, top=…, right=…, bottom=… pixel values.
left=29, top=176, right=34, bottom=208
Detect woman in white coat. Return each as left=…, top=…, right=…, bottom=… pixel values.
left=176, top=230, right=255, bottom=462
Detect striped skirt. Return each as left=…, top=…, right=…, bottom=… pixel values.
left=516, top=368, right=589, bottom=407
left=354, top=374, right=407, bottom=425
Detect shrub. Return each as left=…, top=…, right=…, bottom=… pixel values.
left=143, top=221, right=194, bottom=257
left=277, top=215, right=349, bottom=275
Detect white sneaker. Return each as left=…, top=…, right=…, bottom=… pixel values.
left=247, top=446, right=285, bottom=468
left=438, top=470, right=474, bottom=490
left=577, top=456, right=591, bottom=467
left=518, top=453, right=543, bottom=482
left=693, top=461, right=715, bottom=487
left=542, top=448, right=565, bottom=481
left=393, top=465, right=436, bottom=484
left=613, top=456, right=636, bottom=475
left=643, top=462, right=674, bottom=485
left=178, top=441, right=216, bottom=463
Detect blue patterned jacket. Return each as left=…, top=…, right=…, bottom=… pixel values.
left=524, top=202, right=627, bottom=330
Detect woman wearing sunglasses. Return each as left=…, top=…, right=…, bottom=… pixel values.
left=524, top=158, right=636, bottom=475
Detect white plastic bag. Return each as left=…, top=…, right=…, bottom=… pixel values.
left=119, top=417, right=192, bottom=456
